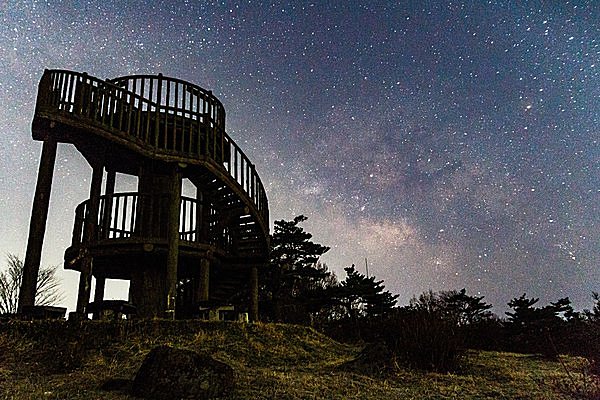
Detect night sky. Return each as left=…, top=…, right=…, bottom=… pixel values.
left=0, top=1, right=598, bottom=313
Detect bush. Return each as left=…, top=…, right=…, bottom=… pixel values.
left=462, top=317, right=506, bottom=351
left=568, top=320, right=600, bottom=375
left=380, top=308, right=465, bottom=372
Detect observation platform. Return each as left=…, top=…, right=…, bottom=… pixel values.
left=20, top=69, right=269, bottom=319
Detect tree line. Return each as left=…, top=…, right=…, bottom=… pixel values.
left=2, top=214, right=599, bottom=373
left=262, top=215, right=600, bottom=372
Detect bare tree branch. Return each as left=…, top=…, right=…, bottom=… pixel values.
left=0, top=253, right=64, bottom=314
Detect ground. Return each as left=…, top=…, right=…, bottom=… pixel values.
left=0, top=320, right=594, bottom=399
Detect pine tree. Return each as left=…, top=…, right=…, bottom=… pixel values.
left=506, top=293, right=539, bottom=327
left=267, top=215, right=331, bottom=322
left=440, top=288, right=493, bottom=326
left=337, top=264, right=398, bottom=319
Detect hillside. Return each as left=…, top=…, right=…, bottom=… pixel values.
left=0, top=320, right=592, bottom=399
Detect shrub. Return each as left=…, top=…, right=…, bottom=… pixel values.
left=380, top=308, right=465, bottom=372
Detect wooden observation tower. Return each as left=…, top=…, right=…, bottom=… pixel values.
left=17, top=70, right=269, bottom=320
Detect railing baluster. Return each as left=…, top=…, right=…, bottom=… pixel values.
left=143, top=96, right=150, bottom=145
left=101, top=81, right=108, bottom=126
left=130, top=194, right=137, bottom=237
left=107, top=79, right=115, bottom=129
left=156, top=74, right=163, bottom=148
left=67, top=73, right=75, bottom=113
left=202, top=94, right=207, bottom=155
left=181, top=83, right=186, bottom=153
left=119, top=195, right=126, bottom=237
left=113, top=195, right=121, bottom=239
left=58, top=73, right=66, bottom=111
left=165, top=80, right=171, bottom=150
left=173, top=82, right=178, bottom=151
left=181, top=198, right=187, bottom=239
left=145, top=78, right=152, bottom=144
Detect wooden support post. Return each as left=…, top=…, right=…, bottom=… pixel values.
left=100, top=169, right=116, bottom=239
left=105, top=169, right=116, bottom=194
left=250, top=265, right=259, bottom=322
left=18, top=139, right=58, bottom=313
left=75, top=165, right=103, bottom=315
left=196, top=258, right=210, bottom=302
left=198, top=187, right=210, bottom=242
left=195, top=186, right=203, bottom=243
left=92, top=277, right=106, bottom=320
left=165, top=165, right=182, bottom=319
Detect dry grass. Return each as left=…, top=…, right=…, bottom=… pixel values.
left=0, top=320, right=594, bottom=399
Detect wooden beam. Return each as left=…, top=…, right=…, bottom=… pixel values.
left=165, top=165, right=182, bottom=319
left=92, top=277, right=106, bottom=320
left=18, top=138, right=58, bottom=313
left=250, top=265, right=259, bottom=322
left=196, top=258, right=210, bottom=303
left=100, top=169, right=116, bottom=239
left=75, top=164, right=103, bottom=314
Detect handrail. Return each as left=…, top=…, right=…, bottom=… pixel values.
left=72, top=192, right=235, bottom=249
left=107, top=74, right=226, bottom=129
left=36, top=69, right=268, bottom=228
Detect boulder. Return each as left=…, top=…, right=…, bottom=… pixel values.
left=132, top=346, right=234, bottom=399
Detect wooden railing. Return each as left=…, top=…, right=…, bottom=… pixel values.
left=36, top=69, right=268, bottom=228
left=72, top=192, right=234, bottom=249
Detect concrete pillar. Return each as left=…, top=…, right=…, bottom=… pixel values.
left=18, top=138, right=57, bottom=313
left=250, top=265, right=259, bottom=322
left=75, top=164, right=103, bottom=314
left=165, top=165, right=182, bottom=319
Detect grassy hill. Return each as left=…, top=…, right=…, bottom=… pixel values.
left=0, top=320, right=594, bottom=399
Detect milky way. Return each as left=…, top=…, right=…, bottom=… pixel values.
left=0, top=1, right=598, bottom=313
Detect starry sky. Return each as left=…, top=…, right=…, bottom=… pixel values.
left=0, top=1, right=598, bottom=314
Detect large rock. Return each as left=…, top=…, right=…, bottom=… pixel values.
left=132, top=346, right=234, bottom=399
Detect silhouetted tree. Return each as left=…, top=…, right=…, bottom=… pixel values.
left=506, top=294, right=573, bottom=327
left=410, top=288, right=493, bottom=326
left=0, top=254, right=63, bottom=314
left=505, top=294, right=576, bottom=357
left=506, top=293, right=540, bottom=327
left=336, top=264, right=398, bottom=319
left=266, top=215, right=331, bottom=322
left=441, top=288, right=494, bottom=325
left=583, top=292, right=600, bottom=321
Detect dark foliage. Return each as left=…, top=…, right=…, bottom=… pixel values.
left=379, top=307, right=465, bottom=372
left=407, top=288, right=498, bottom=351
left=258, top=214, right=600, bottom=375
left=336, top=265, right=398, bottom=319
left=262, top=215, right=332, bottom=323
left=410, top=289, right=493, bottom=325
left=319, top=265, right=398, bottom=341
left=584, top=292, right=600, bottom=322
left=504, top=294, right=577, bottom=359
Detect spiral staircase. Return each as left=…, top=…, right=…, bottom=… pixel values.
left=19, top=69, right=269, bottom=319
